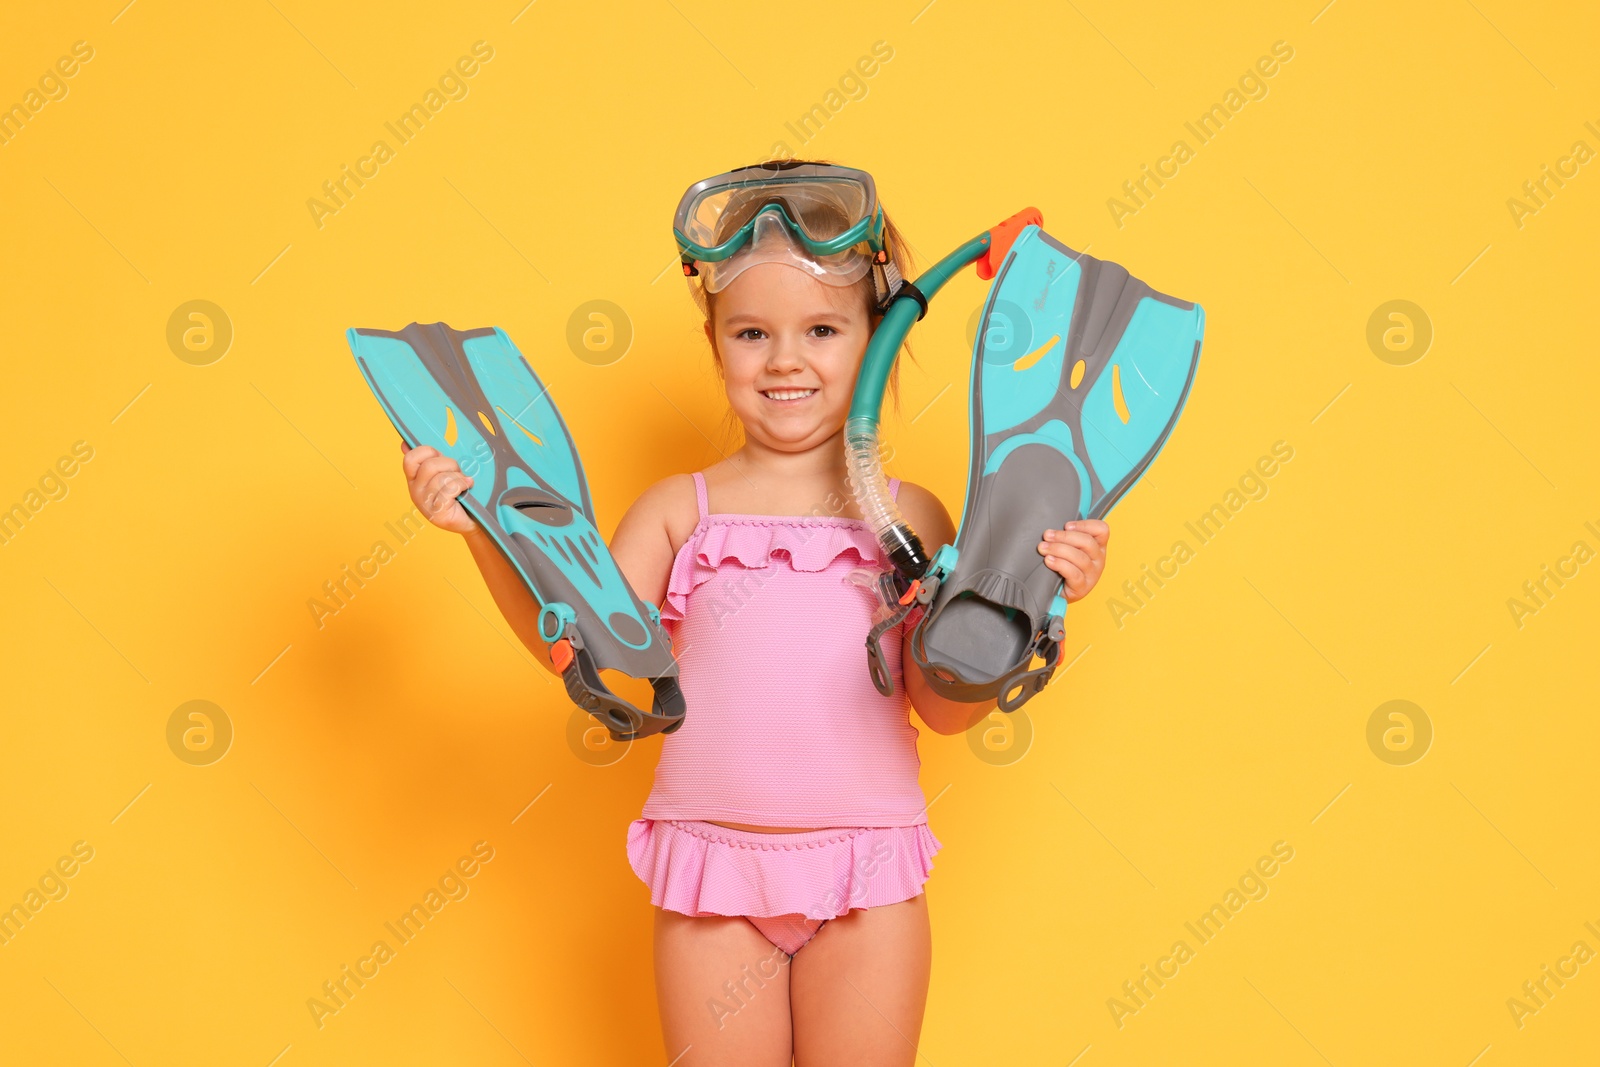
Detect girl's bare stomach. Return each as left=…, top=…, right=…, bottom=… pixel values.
left=707, top=820, right=824, bottom=833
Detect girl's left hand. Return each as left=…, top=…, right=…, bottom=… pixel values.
left=1038, top=519, right=1110, bottom=602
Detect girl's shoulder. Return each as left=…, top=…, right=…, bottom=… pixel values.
left=608, top=472, right=701, bottom=581
left=627, top=471, right=702, bottom=558
left=889, top=478, right=957, bottom=551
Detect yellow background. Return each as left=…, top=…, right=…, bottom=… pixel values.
left=2, top=0, right=1596, bottom=1063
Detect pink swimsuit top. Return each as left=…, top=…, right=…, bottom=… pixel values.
left=640, top=471, right=928, bottom=829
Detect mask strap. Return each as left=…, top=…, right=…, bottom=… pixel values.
left=872, top=252, right=926, bottom=320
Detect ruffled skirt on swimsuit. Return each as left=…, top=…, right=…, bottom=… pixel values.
left=627, top=818, right=942, bottom=955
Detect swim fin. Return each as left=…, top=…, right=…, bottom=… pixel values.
left=346, top=322, right=685, bottom=741
left=908, top=226, right=1204, bottom=712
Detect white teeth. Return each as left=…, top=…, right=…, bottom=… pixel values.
left=763, top=389, right=816, bottom=401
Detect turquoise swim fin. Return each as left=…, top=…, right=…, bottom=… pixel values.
left=347, top=323, right=685, bottom=741
left=908, top=226, right=1205, bottom=711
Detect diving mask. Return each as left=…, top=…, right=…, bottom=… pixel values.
left=673, top=160, right=903, bottom=311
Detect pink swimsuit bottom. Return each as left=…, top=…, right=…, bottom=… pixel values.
left=628, top=819, right=943, bottom=955
left=627, top=472, right=941, bottom=956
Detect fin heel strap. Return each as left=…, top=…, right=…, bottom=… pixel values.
left=994, top=637, right=1062, bottom=714
left=561, top=644, right=686, bottom=741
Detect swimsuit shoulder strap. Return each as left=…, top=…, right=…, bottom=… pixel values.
left=691, top=471, right=709, bottom=522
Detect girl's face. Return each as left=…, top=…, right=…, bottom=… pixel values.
left=705, top=261, right=874, bottom=453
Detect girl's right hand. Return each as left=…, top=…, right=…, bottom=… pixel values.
left=401, top=441, right=478, bottom=535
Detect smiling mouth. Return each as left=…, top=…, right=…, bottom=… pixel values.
left=760, top=388, right=818, bottom=402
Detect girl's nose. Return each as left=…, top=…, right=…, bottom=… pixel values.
left=765, top=335, right=804, bottom=371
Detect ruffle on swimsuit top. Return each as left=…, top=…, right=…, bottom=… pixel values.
left=659, top=516, right=888, bottom=625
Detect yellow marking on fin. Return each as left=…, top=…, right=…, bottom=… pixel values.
left=477, top=411, right=497, bottom=435
left=497, top=406, right=544, bottom=446
left=1013, top=334, right=1060, bottom=373
left=1069, top=359, right=1086, bottom=389
left=1111, top=364, right=1131, bottom=424
left=444, top=407, right=458, bottom=446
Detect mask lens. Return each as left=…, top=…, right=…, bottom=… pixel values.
left=783, top=179, right=869, bottom=243
left=684, top=177, right=871, bottom=254
left=700, top=212, right=871, bottom=293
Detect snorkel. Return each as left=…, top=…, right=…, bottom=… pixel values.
left=845, top=208, right=1043, bottom=694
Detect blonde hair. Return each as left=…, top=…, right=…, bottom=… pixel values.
left=695, top=158, right=920, bottom=448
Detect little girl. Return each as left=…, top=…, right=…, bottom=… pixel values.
left=401, top=160, right=1110, bottom=1066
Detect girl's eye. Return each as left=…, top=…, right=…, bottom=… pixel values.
left=737, top=328, right=765, bottom=341
left=811, top=325, right=837, bottom=338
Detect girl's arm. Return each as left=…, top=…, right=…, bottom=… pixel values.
left=894, top=481, right=1109, bottom=735
left=404, top=446, right=683, bottom=677
left=459, top=526, right=561, bottom=676
left=402, top=443, right=561, bottom=675
left=606, top=473, right=688, bottom=624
